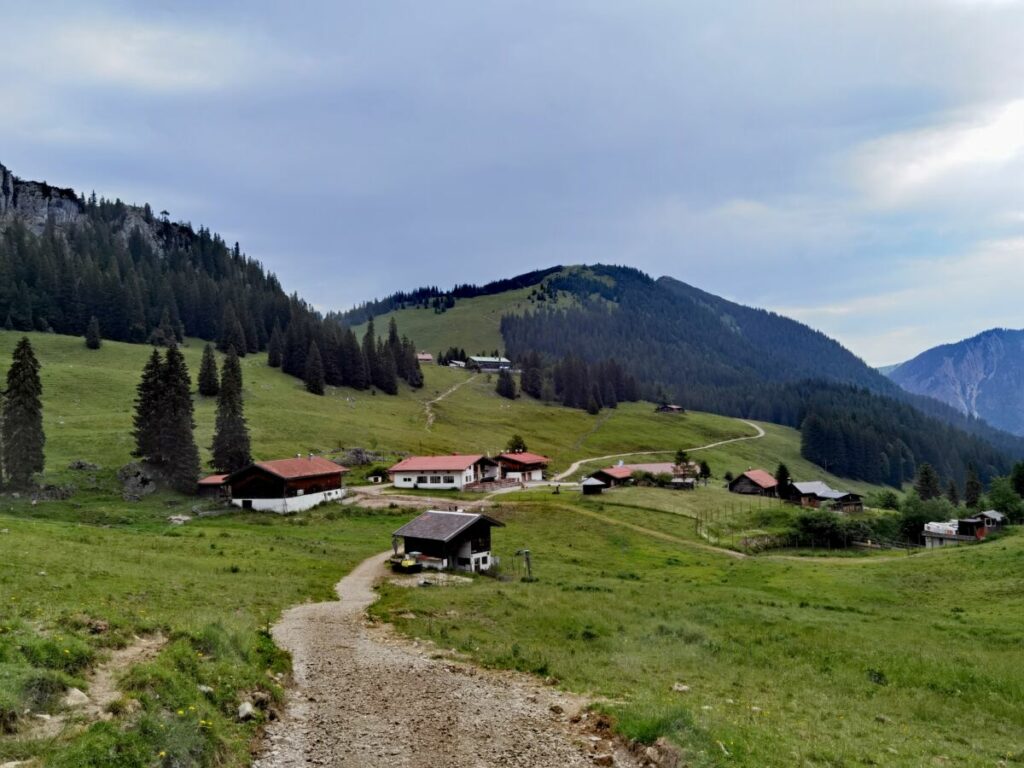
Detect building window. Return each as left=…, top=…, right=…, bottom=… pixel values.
left=443, top=475, right=454, bottom=483
left=430, top=475, right=441, bottom=484
left=416, top=475, right=427, bottom=484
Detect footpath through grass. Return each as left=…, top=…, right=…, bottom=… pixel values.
left=374, top=501, right=1024, bottom=768
left=0, top=505, right=405, bottom=766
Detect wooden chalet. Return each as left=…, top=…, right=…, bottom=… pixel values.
left=783, top=481, right=863, bottom=513
left=467, top=356, right=512, bottom=371
left=591, top=461, right=701, bottom=488
left=227, top=455, right=349, bottom=514
left=388, top=454, right=500, bottom=491
left=655, top=404, right=685, bottom=414
left=392, top=510, right=504, bottom=572
left=590, top=465, right=635, bottom=487
left=728, top=469, right=778, bottom=497
left=581, top=477, right=606, bottom=495
left=497, top=451, right=551, bottom=482
left=416, top=352, right=435, bottom=364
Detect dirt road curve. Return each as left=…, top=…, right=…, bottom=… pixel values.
left=553, top=419, right=766, bottom=481
left=254, top=553, right=641, bottom=768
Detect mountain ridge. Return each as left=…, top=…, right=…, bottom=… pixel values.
left=887, top=328, right=1024, bottom=436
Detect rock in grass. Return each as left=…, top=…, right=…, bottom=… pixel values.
left=62, top=687, right=90, bottom=707
left=238, top=701, right=256, bottom=721
left=671, top=682, right=690, bottom=693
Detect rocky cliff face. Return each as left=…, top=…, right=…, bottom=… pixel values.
left=888, top=328, right=1024, bottom=436
left=0, top=162, right=85, bottom=234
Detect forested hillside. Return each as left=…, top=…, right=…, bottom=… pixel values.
left=0, top=160, right=421, bottom=396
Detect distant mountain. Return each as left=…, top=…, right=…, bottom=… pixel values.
left=887, top=329, right=1024, bottom=436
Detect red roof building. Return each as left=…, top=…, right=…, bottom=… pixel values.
left=227, top=456, right=349, bottom=513
left=728, top=469, right=778, bottom=497
left=389, top=454, right=499, bottom=490
left=496, top=452, right=551, bottom=482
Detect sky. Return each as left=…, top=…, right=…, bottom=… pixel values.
left=2, top=1, right=1023, bottom=366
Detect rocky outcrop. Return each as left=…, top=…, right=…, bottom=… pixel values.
left=0, top=161, right=84, bottom=234
left=888, top=328, right=1024, bottom=436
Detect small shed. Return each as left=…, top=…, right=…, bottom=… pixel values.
left=467, top=356, right=512, bottom=371
left=581, top=477, right=606, bottom=495
left=671, top=477, right=696, bottom=491
left=656, top=404, right=684, bottom=414
left=393, top=510, right=504, bottom=572
left=590, top=466, right=634, bottom=487
left=197, top=474, right=228, bottom=498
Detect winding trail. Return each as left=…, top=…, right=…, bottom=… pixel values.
left=254, top=553, right=641, bottom=768
left=424, top=373, right=479, bottom=430
left=553, top=419, right=767, bottom=482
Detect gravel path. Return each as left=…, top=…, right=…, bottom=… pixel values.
left=254, top=553, right=642, bottom=768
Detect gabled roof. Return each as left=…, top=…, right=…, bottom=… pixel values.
left=468, top=356, right=511, bottom=364
left=394, top=510, right=504, bottom=542
left=581, top=477, right=606, bottom=486
left=198, top=474, right=228, bottom=486
left=238, top=456, right=348, bottom=481
left=791, top=481, right=857, bottom=500
left=736, top=469, right=778, bottom=489
left=594, top=466, right=634, bottom=481
left=389, top=454, right=494, bottom=473
left=978, top=509, right=1007, bottom=521
left=497, top=451, right=551, bottom=467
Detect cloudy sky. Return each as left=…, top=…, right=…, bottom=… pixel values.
left=2, top=1, right=1023, bottom=365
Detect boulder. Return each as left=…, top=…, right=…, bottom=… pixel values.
left=62, top=687, right=90, bottom=707
left=237, top=701, right=256, bottom=721
left=117, top=462, right=159, bottom=501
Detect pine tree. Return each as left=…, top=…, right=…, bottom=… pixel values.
left=699, top=460, right=712, bottom=484
left=965, top=464, right=983, bottom=508
left=342, top=328, right=368, bottom=389
left=375, top=339, right=399, bottom=394
left=1, top=338, right=44, bottom=488
left=211, top=347, right=252, bottom=473
left=218, top=305, right=247, bottom=357
left=159, top=346, right=200, bottom=492
left=267, top=322, right=284, bottom=368
left=946, top=479, right=960, bottom=507
left=362, top=320, right=379, bottom=388
left=1011, top=461, right=1024, bottom=498
left=198, top=343, right=220, bottom=397
left=914, top=463, right=942, bottom=501
left=774, top=463, right=791, bottom=489
left=674, top=448, right=689, bottom=466
left=496, top=368, right=517, bottom=399
left=84, top=315, right=102, bottom=350
left=132, top=349, right=165, bottom=462
left=305, top=341, right=325, bottom=396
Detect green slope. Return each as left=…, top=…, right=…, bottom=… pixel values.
left=0, top=331, right=872, bottom=494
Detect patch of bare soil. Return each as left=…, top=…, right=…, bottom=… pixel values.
left=254, top=554, right=646, bottom=768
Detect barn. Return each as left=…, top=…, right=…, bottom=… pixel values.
left=392, top=510, right=504, bottom=572
left=196, top=474, right=228, bottom=498
left=784, top=481, right=863, bottom=513
left=227, top=456, right=349, bottom=514
left=728, top=469, right=778, bottom=497
left=388, top=454, right=500, bottom=491
left=497, top=451, right=551, bottom=482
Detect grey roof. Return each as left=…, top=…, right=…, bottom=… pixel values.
left=581, top=477, right=606, bottom=486
left=978, top=509, right=1007, bottom=521
left=791, top=481, right=858, bottom=500
left=393, top=510, right=504, bottom=542
left=468, top=356, right=511, bottom=364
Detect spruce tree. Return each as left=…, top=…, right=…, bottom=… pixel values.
left=84, top=316, right=102, bottom=350
left=198, top=343, right=220, bottom=397
left=914, top=463, right=942, bottom=501
left=159, top=346, right=200, bottom=492
left=267, top=321, right=284, bottom=368
left=344, top=328, right=369, bottom=389
left=495, top=368, right=517, bottom=399
left=774, top=463, right=791, bottom=489
left=133, top=349, right=165, bottom=462
left=965, top=464, right=983, bottom=508
left=506, top=434, right=527, bottom=452
left=305, top=341, right=325, bottom=395
left=375, top=339, right=399, bottom=394
left=362, top=320, right=379, bottom=388
left=1, top=338, right=44, bottom=488
left=211, top=347, right=252, bottom=473
left=1011, top=461, right=1024, bottom=498
left=218, top=305, right=247, bottom=357
left=946, top=479, right=960, bottom=507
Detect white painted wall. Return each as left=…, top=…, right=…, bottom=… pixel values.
left=391, top=469, right=474, bottom=490
left=231, top=488, right=346, bottom=515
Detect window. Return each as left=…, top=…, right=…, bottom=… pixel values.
left=416, top=475, right=427, bottom=484
left=443, top=475, right=455, bottom=483
left=430, top=475, right=441, bottom=484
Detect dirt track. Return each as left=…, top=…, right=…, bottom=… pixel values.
left=254, top=553, right=641, bottom=768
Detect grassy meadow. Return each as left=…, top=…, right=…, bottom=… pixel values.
left=374, top=503, right=1024, bottom=767
left=2, top=330, right=1019, bottom=767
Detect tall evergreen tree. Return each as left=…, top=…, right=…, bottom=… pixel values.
left=305, top=341, right=325, bottom=396
left=341, top=328, right=368, bottom=390
left=84, top=315, right=102, bottom=350
left=211, top=347, right=252, bottom=473
left=965, top=464, right=983, bottom=508
left=1, top=338, right=44, bottom=488
left=362, top=319, right=379, bottom=388
left=133, top=349, right=165, bottom=462
left=218, top=305, right=247, bottom=357
left=267, top=321, right=284, bottom=368
left=1011, top=461, right=1024, bottom=498
left=914, top=463, right=942, bottom=501
left=496, top=368, right=517, bottom=399
left=774, top=463, right=791, bottom=490
left=946, top=479, right=960, bottom=507
left=375, top=338, right=399, bottom=394
left=159, top=346, right=200, bottom=493
left=198, top=343, right=220, bottom=397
